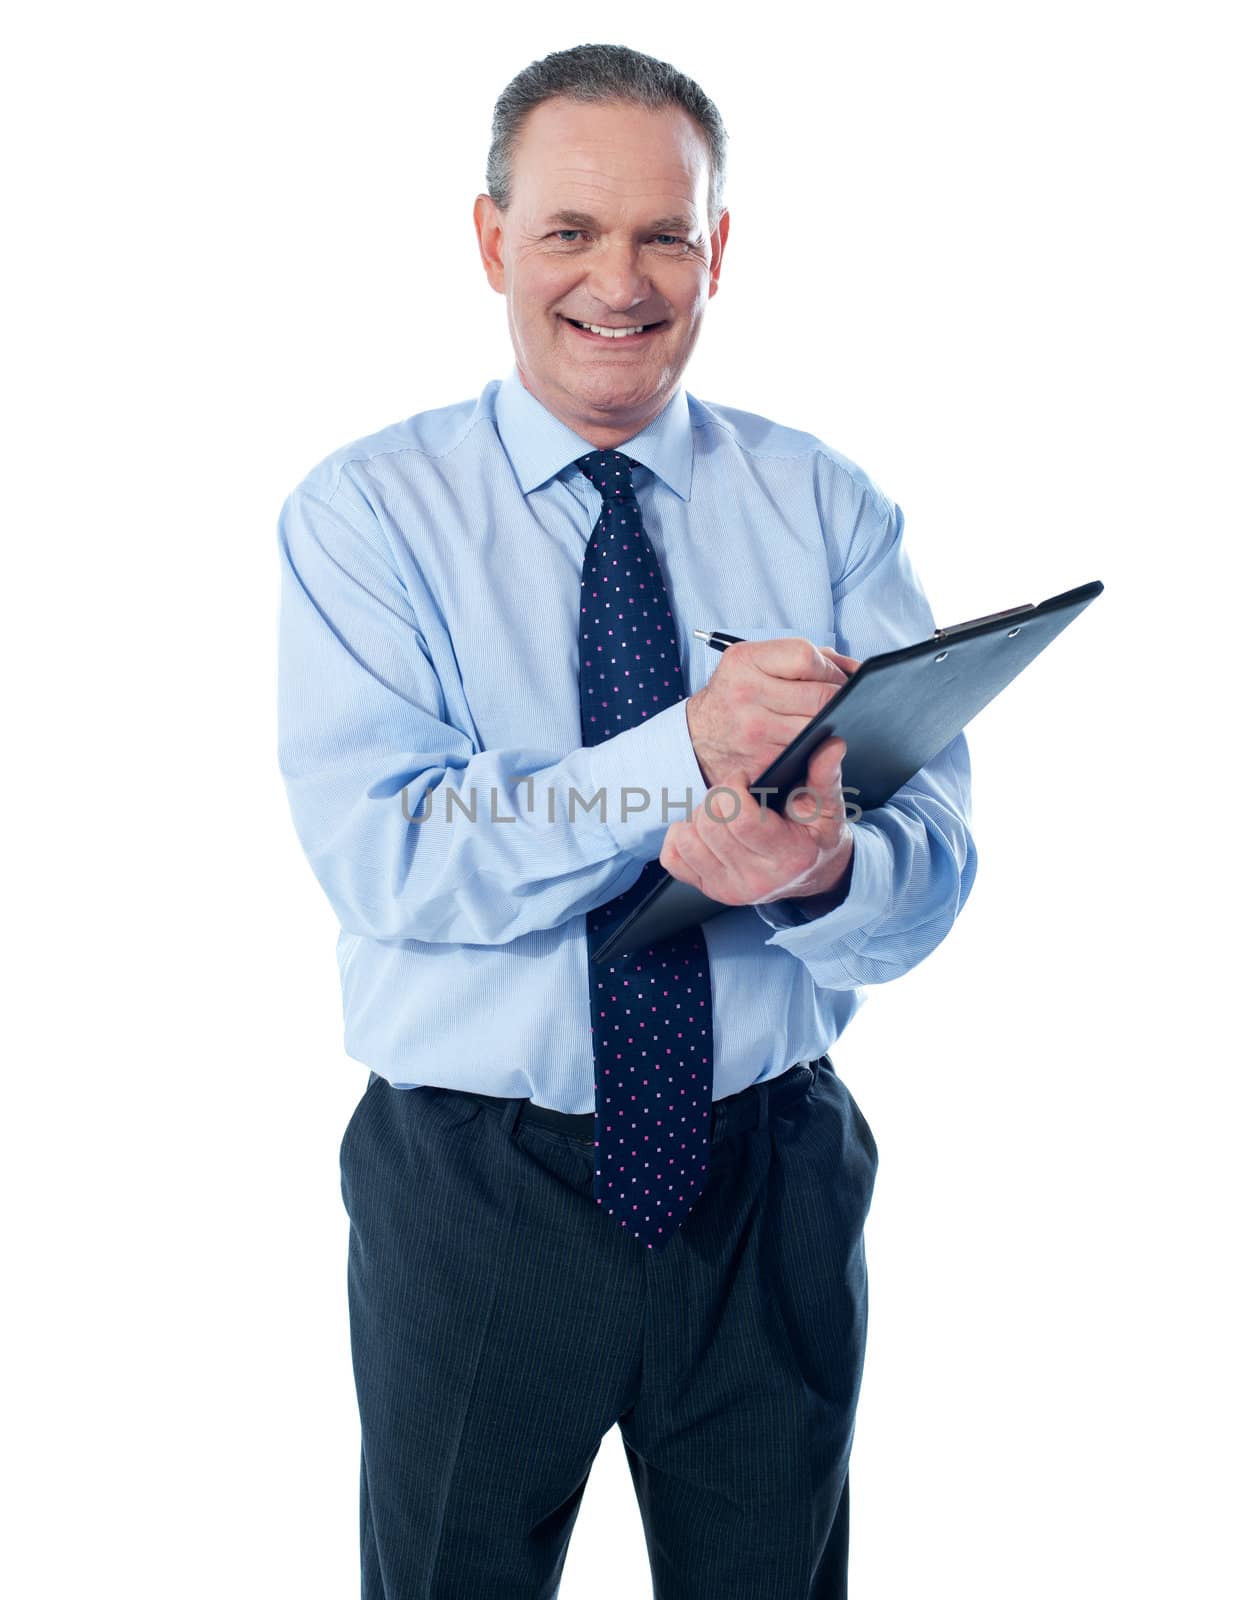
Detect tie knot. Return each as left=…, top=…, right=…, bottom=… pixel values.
left=575, top=449, right=642, bottom=500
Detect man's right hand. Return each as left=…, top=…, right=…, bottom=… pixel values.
left=684, top=637, right=861, bottom=793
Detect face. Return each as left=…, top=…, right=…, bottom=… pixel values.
left=474, top=97, right=729, bottom=449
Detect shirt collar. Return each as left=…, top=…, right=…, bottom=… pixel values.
left=493, top=362, right=694, bottom=503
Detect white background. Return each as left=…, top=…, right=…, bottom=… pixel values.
left=5, top=2, right=1251, bottom=1595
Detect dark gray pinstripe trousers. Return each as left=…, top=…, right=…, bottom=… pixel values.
left=339, top=1054, right=878, bottom=1599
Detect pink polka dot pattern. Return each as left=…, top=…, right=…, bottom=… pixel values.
left=575, top=448, right=713, bottom=1251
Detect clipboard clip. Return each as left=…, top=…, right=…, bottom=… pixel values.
left=933, top=603, right=1036, bottom=641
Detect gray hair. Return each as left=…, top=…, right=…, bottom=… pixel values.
left=485, top=43, right=729, bottom=233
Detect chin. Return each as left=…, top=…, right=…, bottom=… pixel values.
left=572, top=375, right=660, bottom=406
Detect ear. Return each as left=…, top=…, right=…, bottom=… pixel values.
left=473, top=194, right=507, bottom=294
left=707, top=209, right=730, bottom=300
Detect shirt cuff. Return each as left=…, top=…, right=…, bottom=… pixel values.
left=588, top=698, right=708, bottom=859
left=753, top=822, right=895, bottom=945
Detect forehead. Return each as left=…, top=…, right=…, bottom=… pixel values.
left=510, top=97, right=709, bottom=218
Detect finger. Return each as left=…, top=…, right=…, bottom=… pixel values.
left=750, top=649, right=854, bottom=718
left=666, top=799, right=747, bottom=897
left=817, top=646, right=862, bottom=672
left=751, top=682, right=848, bottom=725
left=696, top=781, right=785, bottom=866
left=686, top=786, right=805, bottom=901
left=728, top=635, right=851, bottom=687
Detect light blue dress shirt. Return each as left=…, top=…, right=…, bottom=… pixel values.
left=276, top=364, right=977, bottom=1107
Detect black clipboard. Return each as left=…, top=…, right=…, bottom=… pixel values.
left=591, top=579, right=1104, bottom=965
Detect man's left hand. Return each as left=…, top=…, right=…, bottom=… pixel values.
left=660, top=733, right=856, bottom=907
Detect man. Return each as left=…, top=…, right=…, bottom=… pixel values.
left=277, top=42, right=976, bottom=1600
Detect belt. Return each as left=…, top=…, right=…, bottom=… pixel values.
left=455, top=1056, right=830, bottom=1147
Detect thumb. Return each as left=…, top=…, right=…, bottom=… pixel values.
left=805, top=735, right=848, bottom=797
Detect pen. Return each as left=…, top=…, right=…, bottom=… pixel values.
left=692, top=629, right=744, bottom=652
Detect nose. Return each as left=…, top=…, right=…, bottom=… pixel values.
left=582, top=240, right=653, bottom=316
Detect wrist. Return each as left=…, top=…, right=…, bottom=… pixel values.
left=791, top=837, right=856, bottom=920
left=684, top=695, right=714, bottom=789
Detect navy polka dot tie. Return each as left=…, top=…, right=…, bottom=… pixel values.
left=575, top=447, right=714, bottom=1251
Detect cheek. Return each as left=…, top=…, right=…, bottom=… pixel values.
left=515, top=257, right=579, bottom=310
left=662, top=278, right=709, bottom=329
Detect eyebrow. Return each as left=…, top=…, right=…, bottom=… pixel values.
left=542, top=209, right=701, bottom=234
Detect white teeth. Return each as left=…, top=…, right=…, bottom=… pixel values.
left=573, top=320, right=648, bottom=338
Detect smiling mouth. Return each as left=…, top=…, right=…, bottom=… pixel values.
left=562, top=316, right=666, bottom=340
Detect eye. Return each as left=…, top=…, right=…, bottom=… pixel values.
left=549, top=229, right=691, bottom=247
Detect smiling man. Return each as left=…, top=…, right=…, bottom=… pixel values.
left=473, top=94, right=723, bottom=447
left=277, top=41, right=976, bottom=1600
